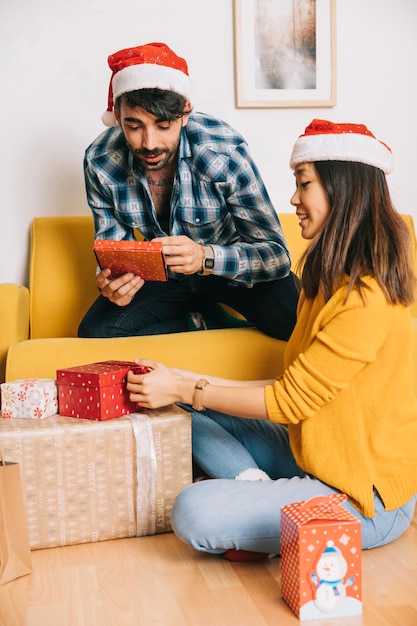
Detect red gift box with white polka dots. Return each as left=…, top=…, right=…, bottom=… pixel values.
left=280, top=494, right=362, bottom=620
left=56, top=360, right=139, bottom=420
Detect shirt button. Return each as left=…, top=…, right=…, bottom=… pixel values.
left=196, top=217, right=201, bottom=223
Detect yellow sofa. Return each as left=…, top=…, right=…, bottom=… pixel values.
left=1, top=214, right=417, bottom=393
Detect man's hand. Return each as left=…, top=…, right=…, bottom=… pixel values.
left=96, top=268, right=144, bottom=306
left=153, top=235, right=203, bottom=275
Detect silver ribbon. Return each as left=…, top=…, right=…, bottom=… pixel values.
left=128, top=413, right=158, bottom=536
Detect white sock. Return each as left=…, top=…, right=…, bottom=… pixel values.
left=234, top=468, right=271, bottom=481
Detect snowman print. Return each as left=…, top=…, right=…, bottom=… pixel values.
left=311, top=540, right=354, bottom=613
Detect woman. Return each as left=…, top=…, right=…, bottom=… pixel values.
left=127, top=119, right=417, bottom=560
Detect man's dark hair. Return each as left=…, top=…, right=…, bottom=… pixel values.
left=115, top=88, right=189, bottom=121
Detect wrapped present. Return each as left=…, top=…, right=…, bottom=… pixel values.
left=56, top=360, right=148, bottom=420
left=280, top=494, right=362, bottom=620
left=1, top=378, right=58, bottom=419
left=0, top=405, right=191, bottom=550
left=94, top=239, right=167, bottom=281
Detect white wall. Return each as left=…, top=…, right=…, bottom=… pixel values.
left=1, top=0, right=416, bottom=285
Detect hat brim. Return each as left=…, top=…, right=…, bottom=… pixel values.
left=290, top=133, right=393, bottom=174
left=112, top=64, right=191, bottom=102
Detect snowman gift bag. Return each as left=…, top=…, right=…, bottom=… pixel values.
left=280, top=494, right=362, bottom=620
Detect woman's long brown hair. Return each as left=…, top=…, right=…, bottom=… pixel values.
left=298, top=161, right=416, bottom=305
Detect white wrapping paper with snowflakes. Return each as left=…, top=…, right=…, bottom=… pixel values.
left=1, top=378, right=58, bottom=419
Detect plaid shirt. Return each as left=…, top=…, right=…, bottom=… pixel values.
left=84, top=111, right=291, bottom=287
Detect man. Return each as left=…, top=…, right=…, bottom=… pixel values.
left=78, top=42, right=299, bottom=339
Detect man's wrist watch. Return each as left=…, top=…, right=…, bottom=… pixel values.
left=199, top=246, right=215, bottom=276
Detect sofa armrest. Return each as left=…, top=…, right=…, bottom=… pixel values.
left=0, top=283, right=30, bottom=383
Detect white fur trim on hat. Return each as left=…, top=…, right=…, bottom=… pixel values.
left=102, top=42, right=191, bottom=127
left=290, top=120, right=393, bottom=174
left=112, top=63, right=191, bottom=102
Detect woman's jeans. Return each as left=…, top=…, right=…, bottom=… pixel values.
left=171, top=410, right=417, bottom=554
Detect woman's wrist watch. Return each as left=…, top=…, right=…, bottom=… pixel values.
left=199, top=245, right=215, bottom=276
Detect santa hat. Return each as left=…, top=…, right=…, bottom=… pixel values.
left=102, top=42, right=191, bottom=127
left=290, top=119, right=393, bottom=174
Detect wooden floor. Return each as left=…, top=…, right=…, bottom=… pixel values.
left=1, top=512, right=416, bottom=626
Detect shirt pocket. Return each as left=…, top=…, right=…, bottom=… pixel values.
left=176, top=204, right=223, bottom=227
left=174, top=202, right=235, bottom=243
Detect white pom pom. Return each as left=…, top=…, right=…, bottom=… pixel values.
left=101, top=110, right=117, bottom=127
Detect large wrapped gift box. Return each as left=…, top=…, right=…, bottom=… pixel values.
left=0, top=405, right=191, bottom=550
left=57, top=360, right=144, bottom=420
left=1, top=378, right=58, bottom=419
left=280, top=494, right=362, bottom=620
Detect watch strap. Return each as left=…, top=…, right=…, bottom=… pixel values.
left=192, top=379, right=209, bottom=411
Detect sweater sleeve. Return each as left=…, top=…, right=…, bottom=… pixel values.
left=265, top=282, right=392, bottom=423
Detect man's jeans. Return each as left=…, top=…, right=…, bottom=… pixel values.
left=78, top=272, right=300, bottom=341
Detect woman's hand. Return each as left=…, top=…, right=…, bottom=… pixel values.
left=126, top=360, right=195, bottom=409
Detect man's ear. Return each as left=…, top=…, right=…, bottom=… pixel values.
left=182, top=101, right=192, bottom=126
left=114, top=107, right=121, bottom=125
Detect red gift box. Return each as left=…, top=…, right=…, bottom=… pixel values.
left=280, top=494, right=362, bottom=620
left=94, top=239, right=167, bottom=281
left=56, top=360, right=144, bottom=420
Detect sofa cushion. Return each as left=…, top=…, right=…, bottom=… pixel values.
left=5, top=328, right=287, bottom=382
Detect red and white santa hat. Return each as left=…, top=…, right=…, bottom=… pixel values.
left=102, top=42, right=191, bottom=127
left=290, top=119, right=393, bottom=174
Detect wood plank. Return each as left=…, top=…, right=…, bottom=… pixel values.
left=0, top=513, right=416, bottom=626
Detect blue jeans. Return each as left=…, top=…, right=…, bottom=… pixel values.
left=171, top=410, right=417, bottom=554
left=78, top=272, right=300, bottom=340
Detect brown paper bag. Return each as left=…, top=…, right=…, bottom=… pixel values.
left=0, top=451, right=32, bottom=585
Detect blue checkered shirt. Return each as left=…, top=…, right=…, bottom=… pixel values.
left=84, top=111, right=291, bottom=287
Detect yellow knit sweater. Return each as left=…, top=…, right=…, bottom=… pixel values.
left=264, top=276, right=417, bottom=517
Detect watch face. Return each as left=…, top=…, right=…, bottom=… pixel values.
left=205, top=258, right=215, bottom=269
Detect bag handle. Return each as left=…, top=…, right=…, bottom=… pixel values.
left=298, top=493, right=347, bottom=516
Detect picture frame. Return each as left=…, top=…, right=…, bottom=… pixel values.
left=233, top=0, right=336, bottom=108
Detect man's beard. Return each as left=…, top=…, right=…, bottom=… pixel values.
left=133, top=148, right=169, bottom=170
left=132, top=137, right=180, bottom=171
